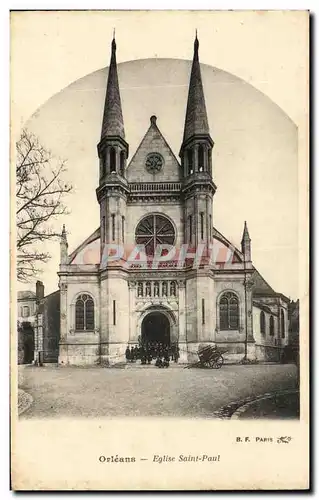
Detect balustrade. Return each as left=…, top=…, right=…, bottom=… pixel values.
left=136, top=280, right=178, bottom=299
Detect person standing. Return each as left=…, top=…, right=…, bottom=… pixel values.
left=133, top=345, right=138, bottom=362
left=163, top=348, right=170, bottom=368
left=130, top=346, right=134, bottom=362
left=140, top=344, right=146, bottom=365
left=125, top=345, right=131, bottom=363
left=174, top=345, right=179, bottom=363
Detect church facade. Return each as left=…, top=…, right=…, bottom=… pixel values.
left=58, top=36, right=290, bottom=366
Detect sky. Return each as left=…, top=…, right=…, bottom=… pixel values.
left=11, top=10, right=308, bottom=300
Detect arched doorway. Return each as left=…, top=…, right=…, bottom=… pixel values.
left=141, top=312, right=170, bottom=346
left=20, top=321, right=34, bottom=364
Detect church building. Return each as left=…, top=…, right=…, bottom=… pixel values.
left=57, top=35, right=290, bottom=365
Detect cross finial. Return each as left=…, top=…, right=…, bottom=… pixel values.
left=194, top=29, right=199, bottom=55
left=111, top=29, right=116, bottom=53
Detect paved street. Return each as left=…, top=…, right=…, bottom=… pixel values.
left=18, top=364, right=298, bottom=419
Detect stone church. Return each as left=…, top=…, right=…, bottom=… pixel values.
left=57, top=35, right=290, bottom=365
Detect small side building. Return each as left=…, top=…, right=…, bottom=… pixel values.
left=252, top=270, right=290, bottom=362
left=17, top=281, right=60, bottom=365
left=17, top=290, right=37, bottom=364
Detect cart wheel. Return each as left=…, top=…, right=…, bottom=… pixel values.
left=212, top=355, right=224, bottom=369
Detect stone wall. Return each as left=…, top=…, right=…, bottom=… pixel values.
left=42, top=291, right=60, bottom=362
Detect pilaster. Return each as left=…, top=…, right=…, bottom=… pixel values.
left=178, top=280, right=186, bottom=343
left=59, top=283, right=68, bottom=341
left=128, top=281, right=136, bottom=341
left=245, top=277, right=255, bottom=342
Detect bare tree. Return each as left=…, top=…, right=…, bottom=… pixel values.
left=16, top=129, right=72, bottom=282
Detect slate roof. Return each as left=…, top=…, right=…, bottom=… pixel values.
left=100, top=37, right=125, bottom=140
left=17, top=291, right=36, bottom=300
left=252, top=268, right=276, bottom=296
left=182, top=35, right=210, bottom=144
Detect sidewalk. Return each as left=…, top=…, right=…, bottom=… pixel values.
left=234, top=390, right=299, bottom=419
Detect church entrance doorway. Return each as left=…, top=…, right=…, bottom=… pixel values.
left=141, top=311, right=170, bottom=346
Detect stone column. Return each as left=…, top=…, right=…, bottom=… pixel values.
left=194, top=144, right=199, bottom=172
left=116, top=146, right=121, bottom=174
left=128, top=281, right=136, bottom=342
left=203, top=144, right=208, bottom=172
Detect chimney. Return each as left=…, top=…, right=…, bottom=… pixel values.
left=36, top=280, right=44, bottom=302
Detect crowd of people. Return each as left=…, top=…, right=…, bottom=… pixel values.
left=125, top=341, right=180, bottom=368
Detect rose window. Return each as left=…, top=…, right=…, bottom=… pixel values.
left=145, top=153, right=164, bottom=173
left=135, top=214, right=175, bottom=255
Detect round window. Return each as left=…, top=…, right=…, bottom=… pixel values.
left=135, top=214, right=175, bottom=255
left=145, top=153, right=164, bottom=173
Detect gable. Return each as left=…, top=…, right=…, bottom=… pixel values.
left=126, top=116, right=182, bottom=183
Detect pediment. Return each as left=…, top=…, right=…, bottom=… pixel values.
left=126, top=117, right=182, bottom=183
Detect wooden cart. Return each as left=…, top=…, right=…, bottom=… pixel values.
left=197, top=344, right=225, bottom=369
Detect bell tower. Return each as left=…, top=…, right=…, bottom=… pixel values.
left=180, top=34, right=217, bottom=351
left=96, top=34, right=129, bottom=262
left=180, top=33, right=216, bottom=250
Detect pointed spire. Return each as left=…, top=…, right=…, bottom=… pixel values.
left=241, top=221, right=251, bottom=243
left=61, top=224, right=67, bottom=240
left=60, top=225, right=68, bottom=265
left=182, top=32, right=210, bottom=143
left=100, top=33, right=125, bottom=140
left=241, top=221, right=251, bottom=262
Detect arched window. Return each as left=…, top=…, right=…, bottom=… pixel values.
left=198, top=144, right=204, bottom=172
left=260, top=311, right=266, bottom=334
left=75, top=294, right=94, bottom=331
left=281, top=309, right=285, bottom=338
left=187, top=149, right=193, bottom=175
left=120, top=150, right=125, bottom=176
left=23, top=306, right=30, bottom=318
left=269, top=315, right=274, bottom=336
left=219, top=292, right=239, bottom=330
left=110, top=147, right=116, bottom=173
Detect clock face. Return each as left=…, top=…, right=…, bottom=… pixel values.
left=145, top=153, right=164, bottom=173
